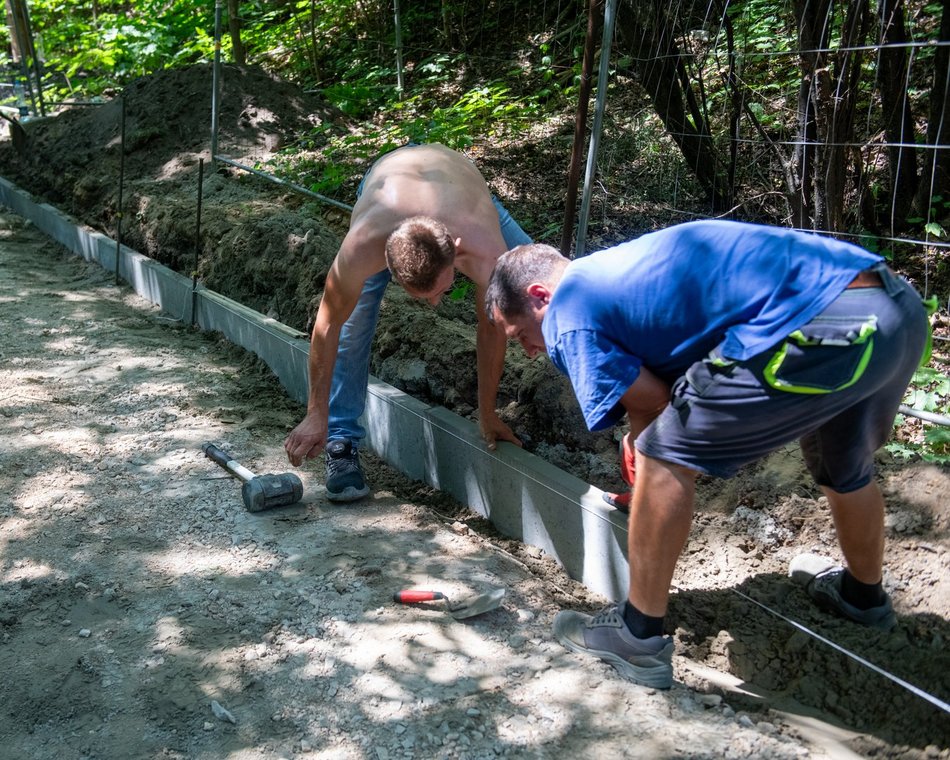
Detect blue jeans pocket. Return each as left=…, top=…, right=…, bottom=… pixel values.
left=762, top=314, right=878, bottom=394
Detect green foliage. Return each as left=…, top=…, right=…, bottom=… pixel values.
left=27, top=0, right=215, bottom=95
left=321, top=65, right=398, bottom=118
left=449, top=278, right=475, bottom=302
left=855, top=231, right=894, bottom=261
left=401, top=81, right=538, bottom=148
left=903, top=366, right=950, bottom=413
left=264, top=56, right=545, bottom=196
left=888, top=365, right=950, bottom=464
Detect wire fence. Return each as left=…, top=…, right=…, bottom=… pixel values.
left=209, top=1, right=950, bottom=294
left=200, top=0, right=950, bottom=431
left=6, top=2, right=945, bottom=415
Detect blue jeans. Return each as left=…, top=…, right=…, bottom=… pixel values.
left=327, top=196, right=531, bottom=446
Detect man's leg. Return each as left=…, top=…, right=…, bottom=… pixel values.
left=822, top=481, right=885, bottom=584
left=552, top=452, right=694, bottom=689
left=627, top=452, right=698, bottom=617
left=791, top=480, right=895, bottom=629
left=325, top=268, right=391, bottom=502
left=327, top=268, right=391, bottom=444
left=491, top=196, right=532, bottom=249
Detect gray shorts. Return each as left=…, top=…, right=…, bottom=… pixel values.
left=636, top=265, right=929, bottom=492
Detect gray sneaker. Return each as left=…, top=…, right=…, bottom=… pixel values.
left=789, top=553, right=896, bottom=632
left=553, top=605, right=674, bottom=689
left=325, top=439, right=370, bottom=502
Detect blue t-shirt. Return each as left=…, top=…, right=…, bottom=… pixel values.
left=542, top=220, right=882, bottom=431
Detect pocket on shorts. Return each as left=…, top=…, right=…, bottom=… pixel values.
left=683, top=347, right=736, bottom=397
left=762, top=314, right=878, bottom=394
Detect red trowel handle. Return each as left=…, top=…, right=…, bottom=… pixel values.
left=393, top=590, right=447, bottom=604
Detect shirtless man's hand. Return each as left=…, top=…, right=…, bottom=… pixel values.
left=479, top=409, right=522, bottom=451
left=284, top=410, right=328, bottom=467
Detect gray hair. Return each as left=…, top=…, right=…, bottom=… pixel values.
left=485, top=243, right=569, bottom=323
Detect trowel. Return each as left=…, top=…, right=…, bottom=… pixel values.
left=393, top=587, right=505, bottom=620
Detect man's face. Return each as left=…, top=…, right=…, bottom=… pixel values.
left=494, top=307, right=547, bottom=359
left=403, top=266, right=456, bottom=307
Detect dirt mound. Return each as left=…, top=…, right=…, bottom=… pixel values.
left=5, top=65, right=338, bottom=216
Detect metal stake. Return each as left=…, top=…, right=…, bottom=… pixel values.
left=575, top=0, right=618, bottom=258
left=115, top=97, right=126, bottom=285
left=191, top=158, right=205, bottom=327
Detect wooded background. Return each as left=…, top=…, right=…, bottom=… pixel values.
left=2, top=0, right=948, bottom=269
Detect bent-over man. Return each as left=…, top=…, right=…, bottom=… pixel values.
left=485, top=220, right=929, bottom=689
left=285, top=143, right=530, bottom=501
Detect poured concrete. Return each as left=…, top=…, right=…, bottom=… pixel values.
left=0, top=176, right=631, bottom=600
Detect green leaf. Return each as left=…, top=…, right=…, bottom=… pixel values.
left=924, top=222, right=946, bottom=239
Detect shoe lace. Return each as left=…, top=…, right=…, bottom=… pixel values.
left=327, top=447, right=360, bottom=478
left=589, top=606, right=623, bottom=627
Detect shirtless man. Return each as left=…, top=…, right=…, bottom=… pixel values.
left=284, top=143, right=530, bottom=501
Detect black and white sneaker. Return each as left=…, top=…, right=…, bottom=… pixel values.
left=325, top=439, right=370, bottom=503
left=790, top=553, right=896, bottom=631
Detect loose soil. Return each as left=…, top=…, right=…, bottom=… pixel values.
left=0, top=65, right=948, bottom=758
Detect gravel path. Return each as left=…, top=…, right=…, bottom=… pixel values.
left=1, top=211, right=943, bottom=759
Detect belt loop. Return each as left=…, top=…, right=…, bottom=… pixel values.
left=870, top=262, right=903, bottom=297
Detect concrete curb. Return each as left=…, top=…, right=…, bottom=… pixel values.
left=0, top=176, right=631, bottom=600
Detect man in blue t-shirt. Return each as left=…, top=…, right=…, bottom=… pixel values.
left=485, top=220, right=929, bottom=689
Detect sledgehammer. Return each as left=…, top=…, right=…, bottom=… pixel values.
left=202, top=443, right=303, bottom=512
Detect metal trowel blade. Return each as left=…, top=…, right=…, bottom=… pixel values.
left=446, top=587, right=505, bottom=619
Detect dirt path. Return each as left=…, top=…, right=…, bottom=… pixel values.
left=1, top=212, right=948, bottom=759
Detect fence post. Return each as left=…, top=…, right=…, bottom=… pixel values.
left=115, top=97, right=126, bottom=285
left=575, top=0, right=618, bottom=258
left=211, top=0, right=223, bottom=164
left=393, top=0, right=405, bottom=98
left=560, top=0, right=603, bottom=257
left=191, top=158, right=205, bottom=327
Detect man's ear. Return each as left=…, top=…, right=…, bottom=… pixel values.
left=526, top=282, right=552, bottom=306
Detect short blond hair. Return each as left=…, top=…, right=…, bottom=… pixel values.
left=385, top=216, right=456, bottom=291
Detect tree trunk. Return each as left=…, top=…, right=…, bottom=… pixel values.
left=793, top=0, right=870, bottom=232
left=823, top=0, right=871, bottom=232
left=4, top=0, right=20, bottom=62
left=226, top=0, right=246, bottom=65
left=877, top=0, right=918, bottom=231
left=915, top=0, right=950, bottom=218
left=790, top=0, right=830, bottom=229
left=615, top=0, right=729, bottom=211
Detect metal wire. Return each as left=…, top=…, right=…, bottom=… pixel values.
left=732, top=588, right=950, bottom=715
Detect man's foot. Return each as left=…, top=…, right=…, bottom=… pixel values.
left=789, top=553, right=896, bottom=631
left=325, top=440, right=370, bottom=502
left=553, top=605, right=674, bottom=688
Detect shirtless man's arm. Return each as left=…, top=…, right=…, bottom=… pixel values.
left=474, top=281, right=522, bottom=449
left=454, top=224, right=523, bottom=451
left=284, top=221, right=387, bottom=466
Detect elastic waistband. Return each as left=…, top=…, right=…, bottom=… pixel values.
left=869, top=262, right=911, bottom=298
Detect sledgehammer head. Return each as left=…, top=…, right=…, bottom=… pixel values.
left=241, top=473, right=304, bottom=512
